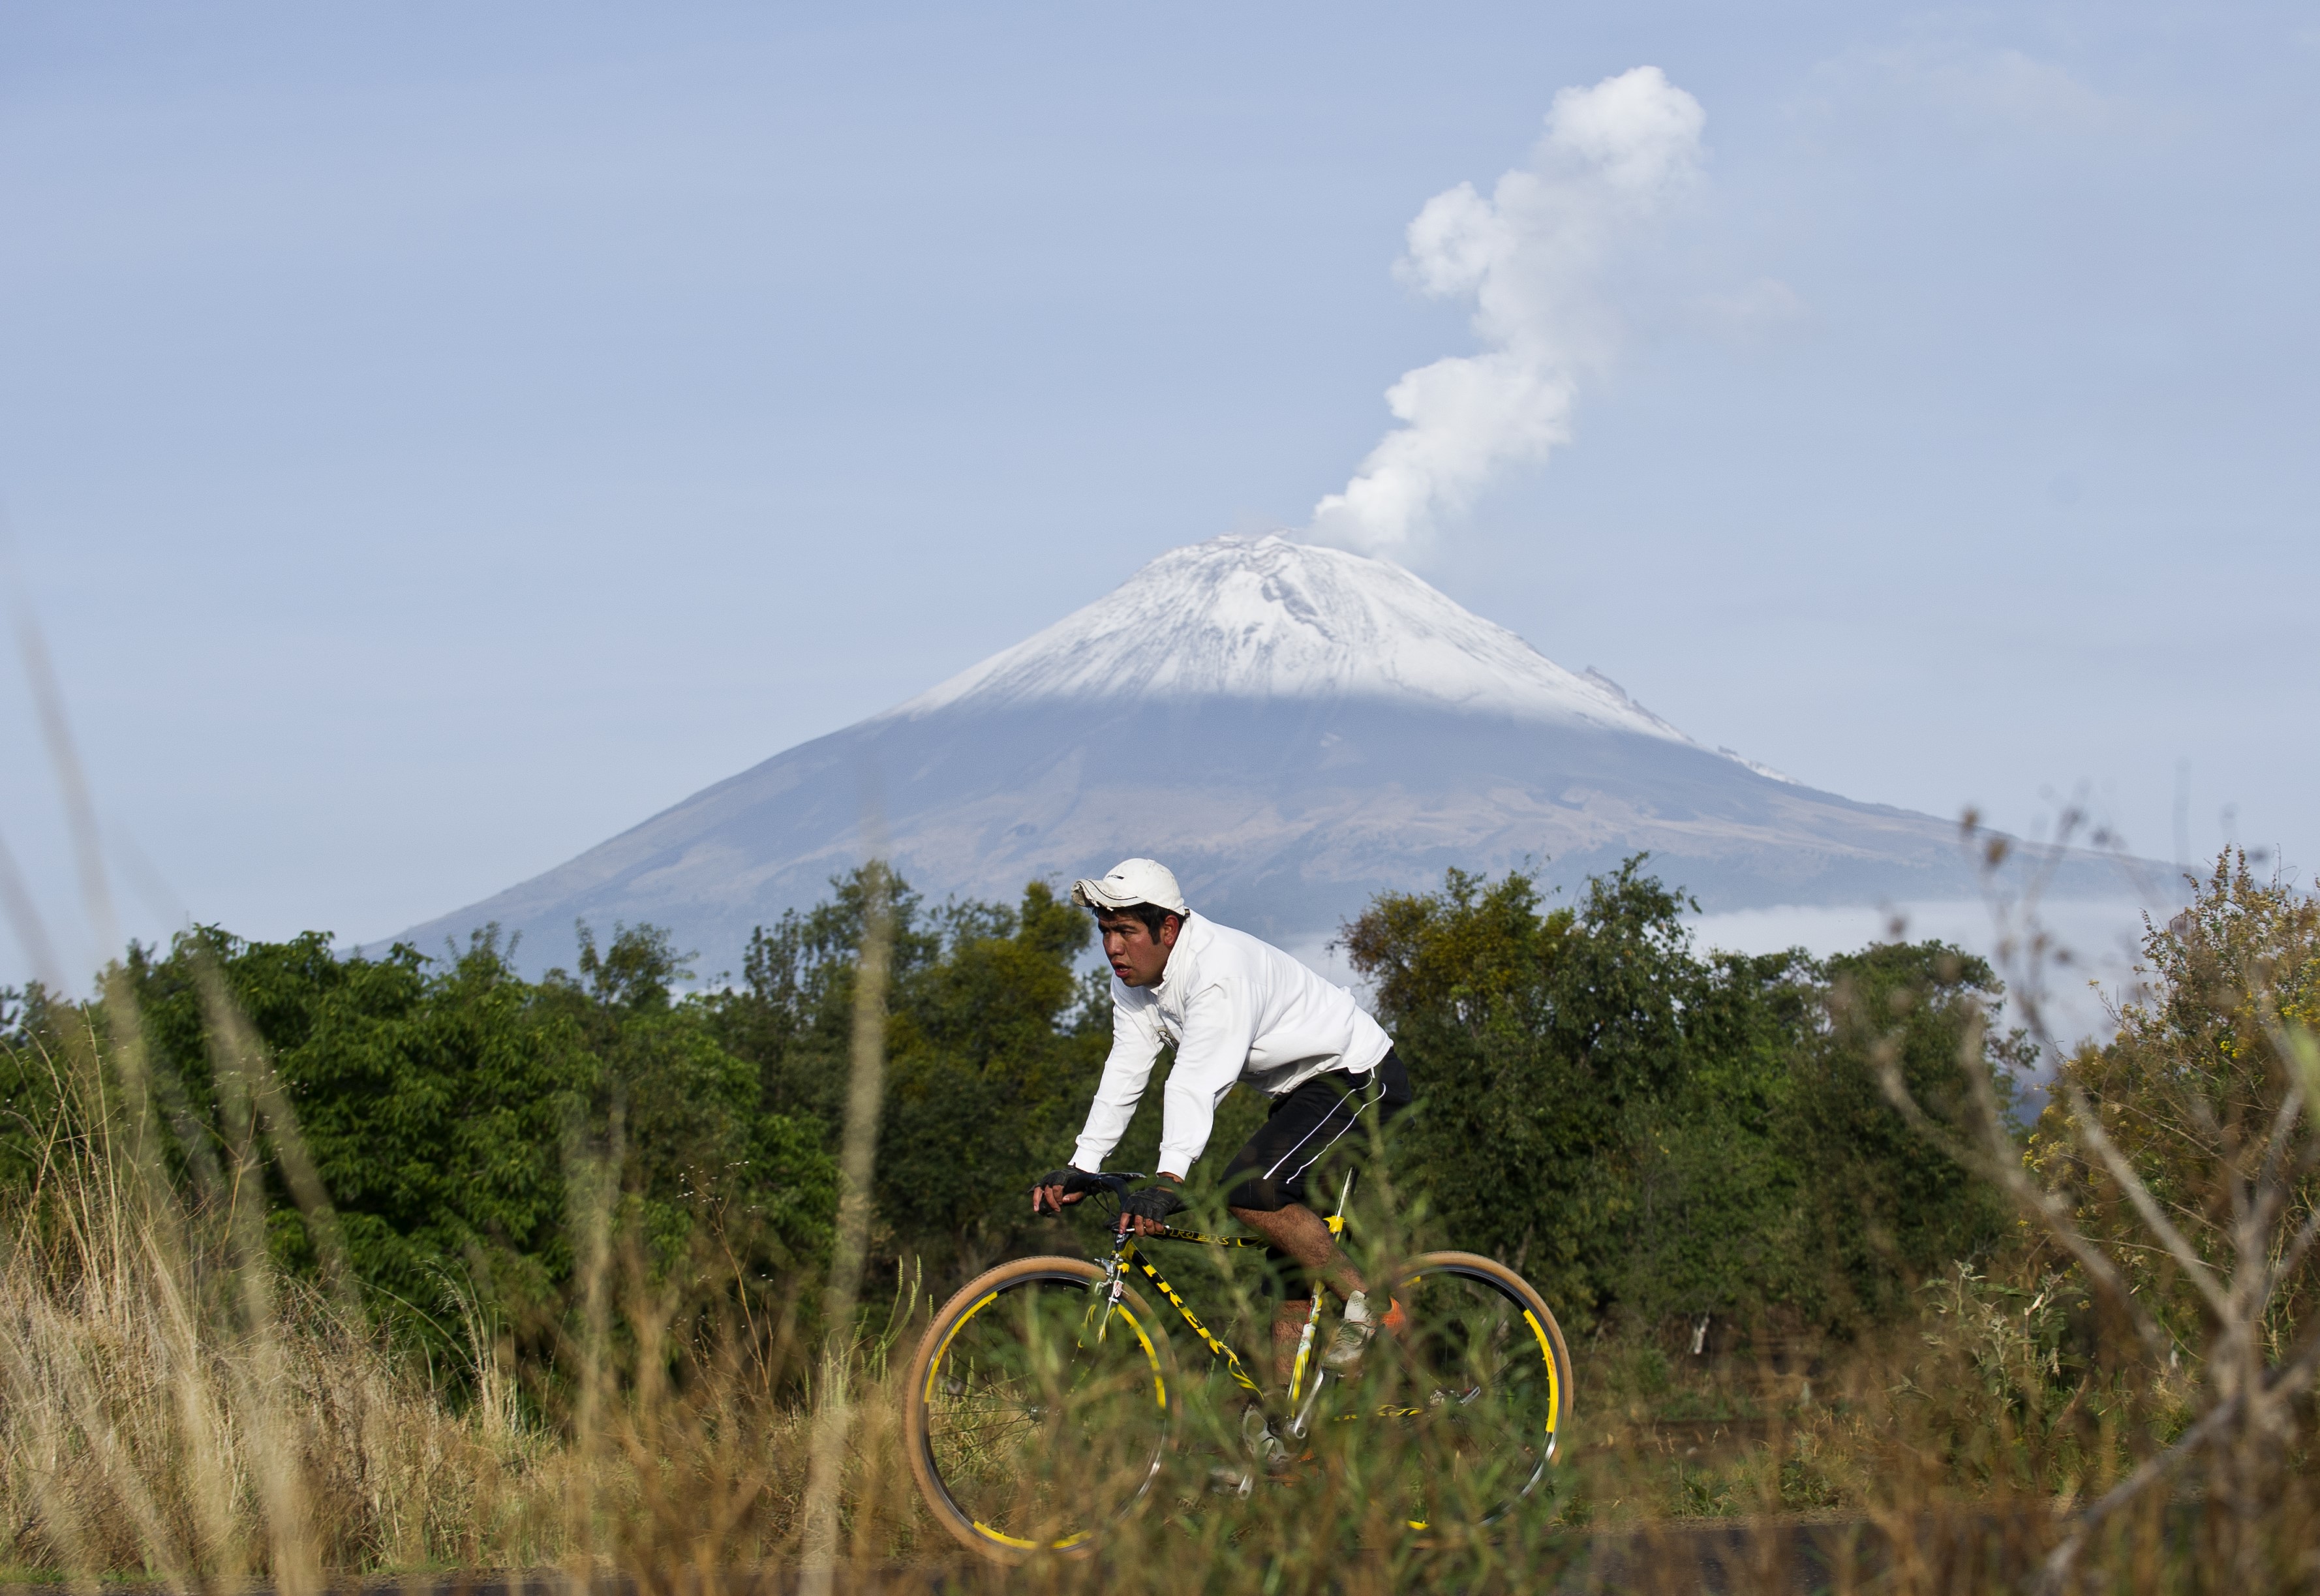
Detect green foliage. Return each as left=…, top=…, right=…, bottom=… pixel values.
left=705, top=873, right=1121, bottom=1277
left=2032, top=852, right=2320, bottom=1357
left=1342, top=862, right=1701, bottom=1316
left=1625, top=945, right=1825, bottom=1326
left=1, top=853, right=2031, bottom=1362
left=0, top=982, right=63, bottom=1189
left=1343, top=857, right=2020, bottom=1333
left=1792, top=940, right=2026, bottom=1328
left=539, top=922, right=836, bottom=1283
left=1, top=923, right=834, bottom=1361
left=241, top=930, right=600, bottom=1315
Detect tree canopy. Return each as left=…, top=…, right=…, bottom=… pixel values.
left=1343, top=858, right=2022, bottom=1332
left=3, top=854, right=2038, bottom=1357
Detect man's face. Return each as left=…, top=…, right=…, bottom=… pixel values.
left=1097, top=912, right=1178, bottom=988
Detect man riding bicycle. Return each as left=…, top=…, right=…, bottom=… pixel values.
left=1031, top=857, right=1412, bottom=1465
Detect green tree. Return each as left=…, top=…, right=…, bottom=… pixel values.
left=1345, top=857, right=2019, bottom=1334
left=1343, top=859, right=1726, bottom=1319
left=2030, top=853, right=2320, bottom=1357
left=1784, top=940, right=2024, bottom=1331
left=4, top=923, right=834, bottom=1360
left=539, top=922, right=837, bottom=1285
left=708, top=870, right=1117, bottom=1279
left=1619, top=947, right=1820, bottom=1328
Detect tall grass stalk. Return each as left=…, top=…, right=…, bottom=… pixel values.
left=1, top=1021, right=543, bottom=1580
left=799, top=856, right=894, bottom=1589
left=1876, top=823, right=2320, bottom=1591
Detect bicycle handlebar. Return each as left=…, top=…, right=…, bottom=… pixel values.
left=1031, top=1170, right=1146, bottom=1208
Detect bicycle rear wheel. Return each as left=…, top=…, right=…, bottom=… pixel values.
left=904, top=1255, right=1178, bottom=1563
left=1331, top=1250, right=1572, bottom=1530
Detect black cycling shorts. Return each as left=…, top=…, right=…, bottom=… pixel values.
left=1219, top=1049, right=1411, bottom=1216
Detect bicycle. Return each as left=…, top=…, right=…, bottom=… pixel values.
left=902, top=1172, right=1574, bottom=1563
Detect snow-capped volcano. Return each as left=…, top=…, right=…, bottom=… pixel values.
left=391, top=536, right=2117, bottom=973
left=894, top=535, right=1690, bottom=739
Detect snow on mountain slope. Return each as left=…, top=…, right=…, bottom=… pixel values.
left=894, top=534, right=1694, bottom=742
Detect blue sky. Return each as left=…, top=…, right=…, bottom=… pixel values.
left=2, top=2, right=2314, bottom=987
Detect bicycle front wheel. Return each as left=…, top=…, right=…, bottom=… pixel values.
left=1335, top=1250, right=1573, bottom=1531
left=903, top=1255, right=1178, bottom=1563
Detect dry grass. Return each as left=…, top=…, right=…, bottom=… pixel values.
left=0, top=996, right=924, bottom=1590
left=0, top=1089, right=2297, bottom=1595
left=3, top=1024, right=546, bottom=1582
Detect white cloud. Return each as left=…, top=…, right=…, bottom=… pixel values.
left=1962, top=49, right=2114, bottom=131
left=1816, top=40, right=2124, bottom=139
left=1305, top=66, right=1706, bottom=559
left=1696, top=276, right=1809, bottom=344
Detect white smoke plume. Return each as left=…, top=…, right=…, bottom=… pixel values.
left=1306, top=67, right=1706, bottom=558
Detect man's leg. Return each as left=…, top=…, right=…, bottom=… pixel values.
left=1271, top=1298, right=1309, bottom=1389
left=1217, top=1067, right=1400, bottom=1394
left=1232, top=1199, right=1366, bottom=1301
left=1234, top=1201, right=1366, bottom=1389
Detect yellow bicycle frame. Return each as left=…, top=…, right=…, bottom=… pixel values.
left=1090, top=1173, right=1356, bottom=1409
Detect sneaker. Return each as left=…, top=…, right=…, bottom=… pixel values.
left=1319, top=1291, right=1403, bottom=1373
left=1241, top=1404, right=1294, bottom=1475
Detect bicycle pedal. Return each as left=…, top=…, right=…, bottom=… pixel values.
left=1207, top=1465, right=1255, bottom=1497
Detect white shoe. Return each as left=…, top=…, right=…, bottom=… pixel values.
left=1241, top=1404, right=1292, bottom=1475
left=1319, top=1290, right=1379, bottom=1373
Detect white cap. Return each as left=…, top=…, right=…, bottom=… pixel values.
left=1070, top=858, right=1190, bottom=917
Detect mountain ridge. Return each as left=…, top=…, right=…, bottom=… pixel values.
left=386, top=536, right=2131, bottom=973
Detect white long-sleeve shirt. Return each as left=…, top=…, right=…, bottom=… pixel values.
left=1070, top=913, right=1394, bottom=1177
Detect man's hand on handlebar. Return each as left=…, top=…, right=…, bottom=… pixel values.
left=1030, top=1168, right=1189, bottom=1236
left=1031, top=1167, right=1095, bottom=1216
left=1116, top=1174, right=1186, bottom=1237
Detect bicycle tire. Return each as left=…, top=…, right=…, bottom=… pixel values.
left=1336, top=1250, right=1573, bottom=1530
left=904, top=1255, right=1179, bottom=1563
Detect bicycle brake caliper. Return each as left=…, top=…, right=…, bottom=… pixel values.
left=1093, top=1250, right=1129, bottom=1344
